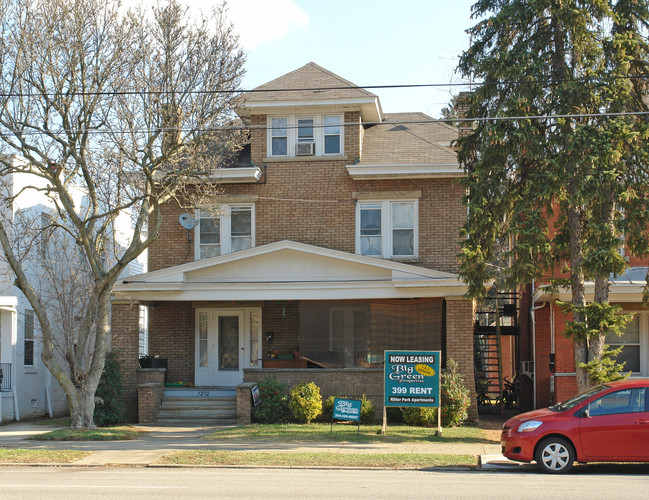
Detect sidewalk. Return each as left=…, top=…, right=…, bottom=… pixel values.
left=0, top=420, right=527, bottom=470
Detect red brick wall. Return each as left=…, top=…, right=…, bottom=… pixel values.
left=148, top=302, right=195, bottom=384
left=111, top=302, right=141, bottom=422
left=445, top=298, right=478, bottom=423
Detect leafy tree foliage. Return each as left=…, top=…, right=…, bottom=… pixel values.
left=457, top=0, right=649, bottom=390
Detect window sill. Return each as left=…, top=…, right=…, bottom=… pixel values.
left=359, top=254, right=422, bottom=263
left=263, top=155, right=347, bottom=163
left=23, top=367, right=38, bottom=374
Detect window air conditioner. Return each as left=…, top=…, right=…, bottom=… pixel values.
left=296, top=142, right=315, bottom=155
left=521, top=360, right=534, bottom=376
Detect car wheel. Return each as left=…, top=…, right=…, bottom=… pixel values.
left=534, top=437, right=575, bottom=474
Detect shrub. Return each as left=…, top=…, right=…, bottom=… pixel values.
left=322, top=395, right=336, bottom=420
left=386, top=406, right=405, bottom=423
left=93, top=350, right=126, bottom=427
left=401, top=406, right=438, bottom=427
left=289, top=382, right=322, bottom=423
left=440, top=358, right=471, bottom=427
left=252, top=376, right=289, bottom=424
left=322, top=395, right=376, bottom=424
left=359, top=395, right=375, bottom=424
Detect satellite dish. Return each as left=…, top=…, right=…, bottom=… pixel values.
left=179, top=213, right=198, bottom=230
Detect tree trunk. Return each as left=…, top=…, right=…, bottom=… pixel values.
left=567, top=204, right=590, bottom=392
left=67, top=388, right=99, bottom=430
left=588, top=277, right=610, bottom=367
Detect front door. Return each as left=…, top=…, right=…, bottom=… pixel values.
left=195, top=309, right=261, bottom=386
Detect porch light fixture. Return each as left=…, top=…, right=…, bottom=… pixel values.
left=266, top=331, right=274, bottom=342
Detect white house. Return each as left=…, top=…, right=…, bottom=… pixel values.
left=0, top=156, right=146, bottom=422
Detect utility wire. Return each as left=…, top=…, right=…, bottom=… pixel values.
left=3, top=111, right=649, bottom=137
left=0, top=74, right=647, bottom=99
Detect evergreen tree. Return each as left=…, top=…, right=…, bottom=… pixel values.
left=457, top=0, right=649, bottom=391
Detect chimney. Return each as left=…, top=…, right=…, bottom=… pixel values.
left=455, top=91, right=474, bottom=139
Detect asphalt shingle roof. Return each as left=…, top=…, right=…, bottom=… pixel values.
left=244, top=62, right=377, bottom=103
left=358, top=112, right=458, bottom=165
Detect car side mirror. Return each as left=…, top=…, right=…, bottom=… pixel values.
left=582, top=408, right=590, bottom=418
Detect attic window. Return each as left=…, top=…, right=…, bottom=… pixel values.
left=268, top=115, right=343, bottom=158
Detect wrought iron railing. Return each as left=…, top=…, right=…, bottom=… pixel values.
left=0, top=363, right=11, bottom=391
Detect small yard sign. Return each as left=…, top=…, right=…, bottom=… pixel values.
left=333, top=398, right=361, bottom=421
left=251, top=385, right=261, bottom=406
left=330, top=398, right=361, bottom=432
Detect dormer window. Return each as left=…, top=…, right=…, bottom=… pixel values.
left=268, top=115, right=343, bottom=157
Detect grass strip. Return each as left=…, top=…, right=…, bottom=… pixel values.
left=155, top=450, right=476, bottom=468
left=0, top=449, right=91, bottom=463
left=204, top=423, right=495, bottom=444
left=29, top=426, right=146, bottom=441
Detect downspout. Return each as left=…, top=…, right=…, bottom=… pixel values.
left=550, top=298, right=556, bottom=404
left=45, top=369, right=53, bottom=418
left=530, top=279, right=547, bottom=410
left=12, top=338, right=19, bottom=421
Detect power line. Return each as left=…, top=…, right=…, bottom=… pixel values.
left=0, top=74, right=647, bottom=99
left=3, top=111, right=649, bottom=138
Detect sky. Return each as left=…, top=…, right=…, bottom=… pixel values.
left=129, top=0, right=479, bottom=118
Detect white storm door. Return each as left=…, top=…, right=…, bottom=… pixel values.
left=195, top=310, right=245, bottom=386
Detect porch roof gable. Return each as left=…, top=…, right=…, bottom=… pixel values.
left=113, top=240, right=467, bottom=301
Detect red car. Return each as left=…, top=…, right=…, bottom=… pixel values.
left=501, top=379, right=649, bottom=473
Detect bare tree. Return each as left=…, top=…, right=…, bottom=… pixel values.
left=0, top=0, right=246, bottom=429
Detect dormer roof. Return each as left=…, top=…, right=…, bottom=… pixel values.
left=238, top=62, right=383, bottom=122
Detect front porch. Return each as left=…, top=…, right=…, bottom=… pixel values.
left=111, top=241, right=478, bottom=423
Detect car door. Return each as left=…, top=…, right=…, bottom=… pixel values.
left=579, top=387, right=649, bottom=460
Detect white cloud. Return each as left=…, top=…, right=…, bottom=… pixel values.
left=120, top=1, right=309, bottom=50
left=225, top=0, right=309, bottom=49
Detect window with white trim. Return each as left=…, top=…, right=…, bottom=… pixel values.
left=356, top=200, right=418, bottom=258
left=24, top=309, right=34, bottom=366
left=196, top=204, right=254, bottom=260
left=268, top=115, right=343, bottom=157
left=607, top=312, right=648, bottom=375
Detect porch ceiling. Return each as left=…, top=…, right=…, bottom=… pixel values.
left=112, top=240, right=468, bottom=302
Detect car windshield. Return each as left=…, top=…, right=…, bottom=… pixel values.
left=551, top=385, right=610, bottom=411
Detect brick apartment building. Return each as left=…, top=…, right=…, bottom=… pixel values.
left=111, top=63, right=478, bottom=423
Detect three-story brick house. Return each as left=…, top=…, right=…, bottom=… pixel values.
left=111, top=63, right=478, bottom=423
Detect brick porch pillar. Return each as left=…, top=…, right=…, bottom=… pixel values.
left=445, top=297, right=479, bottom=423
left=111, top=301, right=140, bottom=422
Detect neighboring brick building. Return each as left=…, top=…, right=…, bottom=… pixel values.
left=528, top=265, right=649, bottom=409
left=111, top=63, right=478, bottom=422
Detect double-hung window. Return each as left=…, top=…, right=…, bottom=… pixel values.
left=196, top=204, right=254, bottom=259
left=357, top=200, right=417, bottom=258
left=607, top=312, right=648, bottom=375
left=268, top=115, right=343, bottom=157
left=323, top=115, right=341, bottom=154
left=270, top=118, right=288, bottom=156
left=24, top=309, right=34, bottom=366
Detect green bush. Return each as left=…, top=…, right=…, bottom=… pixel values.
left=401, top=406, right=438, bottom=427
left=322, top=395, right=376, bottom=424
left=93, top=350, right=126, bottom=427
left=289, top=382, right=322, bottom=423
left=386, top=406, right=405, bottom=423
left=440, top=358, right=471, bottom=427
left=252, top=376, right=289, bottom=424
left=322, top=395, right=336, bottom=420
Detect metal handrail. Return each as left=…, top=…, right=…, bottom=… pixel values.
left=0, top=363, right=11, bottom=391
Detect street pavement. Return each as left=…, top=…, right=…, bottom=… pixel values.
left=0, top=419, right=528, bottom=470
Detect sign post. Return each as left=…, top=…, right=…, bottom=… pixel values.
left=383, top=350, right=441, bottom=435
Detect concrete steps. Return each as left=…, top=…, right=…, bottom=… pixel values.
left=156, top=387, right=237, bottom=426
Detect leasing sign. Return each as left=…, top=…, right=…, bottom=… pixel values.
left=384, top=351, right=440, bottom=407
